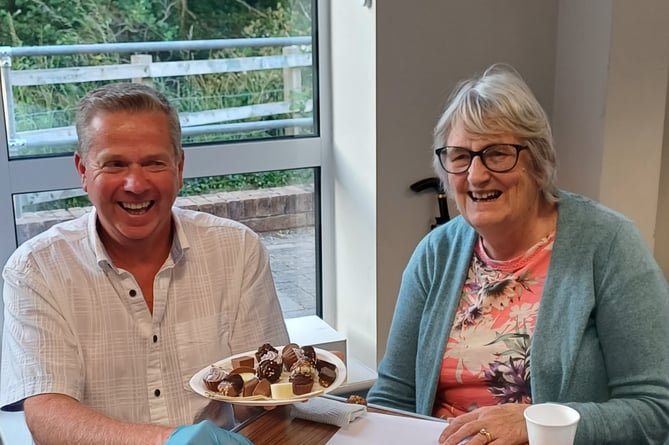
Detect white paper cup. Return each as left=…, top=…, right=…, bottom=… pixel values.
left=524, top=403, right=580, bottom=445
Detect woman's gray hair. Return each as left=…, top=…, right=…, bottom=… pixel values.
left=75, top=82, right=182, bottom=162
left=433, top=63, right=559, bottom=204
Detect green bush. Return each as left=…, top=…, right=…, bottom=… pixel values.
left=1, top=0, right=314, bottom=153
left=3, top=0, right=316, bottom=213
left=25, top=168, right=314, bottom=212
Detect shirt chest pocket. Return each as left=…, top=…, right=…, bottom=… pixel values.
left=175, top=312, right=232, bottom=388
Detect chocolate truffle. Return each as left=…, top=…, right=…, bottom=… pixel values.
left=301, top=345, right=317, bottom=365
left=255, top=343, right=278, bottom=362
left=202, top=365, right=227, bottom=392
left=257, top=359, right=282, bottom=383
left=290, top=373, right=314, bottom=395
left=218, top=373, right=243, bottom=397
left=281, top=343, right=300, bottom=371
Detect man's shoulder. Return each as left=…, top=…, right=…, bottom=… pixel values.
left=172, top=207, right=258, bottom=239
left=5, top=213, right=92, bottom=270
left=27, top=212, right=90, bottom=242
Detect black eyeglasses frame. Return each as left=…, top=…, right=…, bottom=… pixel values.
left=434, top=144, right=528, bottom=174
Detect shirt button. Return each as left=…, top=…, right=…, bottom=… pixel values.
left=153, top=335, right=158, bottom=343
left=154, top=389, right=161, bottom=397
left=129, top=289, right=137, bottom=297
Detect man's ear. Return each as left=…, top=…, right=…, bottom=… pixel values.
left=74, top=152, right=88, bottom=191
left=177, top=149, right=185, bottom=189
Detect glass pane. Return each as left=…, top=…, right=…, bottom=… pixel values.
left=0, top=0, right=316, bottom=159
left=12, top=168, right=318, bottom=319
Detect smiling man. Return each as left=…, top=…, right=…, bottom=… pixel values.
left=1, top=83, right=288, bottom=445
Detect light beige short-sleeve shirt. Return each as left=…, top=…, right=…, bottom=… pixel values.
left=1, top=207, right=289, bottom=426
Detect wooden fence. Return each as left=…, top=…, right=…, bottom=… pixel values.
left=0, top=37, right=313, bottom=153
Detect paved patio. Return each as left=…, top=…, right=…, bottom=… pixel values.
left=258, top=226, right=316, bottom=319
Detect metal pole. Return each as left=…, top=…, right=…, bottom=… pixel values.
left=0, top=46, right=16, bottom=157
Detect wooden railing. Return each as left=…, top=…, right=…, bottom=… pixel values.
left=0, top=37, right=313, bottom=155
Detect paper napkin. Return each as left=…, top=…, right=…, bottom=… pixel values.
left=290, top=397, right=367, bottom=427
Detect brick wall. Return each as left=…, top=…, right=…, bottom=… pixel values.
left=15, top=185, right=314, bottom=245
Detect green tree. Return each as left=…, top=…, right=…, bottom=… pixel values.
left=1, top=0, right=314, bottom=192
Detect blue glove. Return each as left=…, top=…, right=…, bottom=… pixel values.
left=166, top=420, right=254, bottom=445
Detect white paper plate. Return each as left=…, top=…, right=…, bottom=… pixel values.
left=189, top=346, right=346, bottom=406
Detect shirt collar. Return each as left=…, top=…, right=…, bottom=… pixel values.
left=88, top=207, right=190, bottom=270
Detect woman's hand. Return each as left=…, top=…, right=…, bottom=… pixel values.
left=438, top=403, right=530, bottom=445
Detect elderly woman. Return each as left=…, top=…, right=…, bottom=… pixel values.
left=366, top=64, right=669, bottom=445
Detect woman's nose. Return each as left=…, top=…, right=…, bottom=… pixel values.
left=467, top=156, right=490, bottom=182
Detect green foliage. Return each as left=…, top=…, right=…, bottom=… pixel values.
left=2, top=0, right=316, bottom=213
left=25, top=168, right=314, bottom=212
left=1, top=0, right=315, bottom=157
left=179, top=168, right=314, bottom=196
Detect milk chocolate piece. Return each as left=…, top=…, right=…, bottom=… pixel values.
left=231, top=355, right=255, bottom=369
left=243, top=376, right=260, bottom=396
left=318, top=366, right=337, bottom=387
left=315, top=359, right=337, bottom=373
left=253, top=378, right=272, bottom=397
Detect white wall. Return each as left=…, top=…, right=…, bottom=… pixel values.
left=330, top=1, right=559, bottom=367
left=552, top=0, right=612, bottom=199
left=554, top=0, right=669, bottom=250
left=330, top=0, right=669, bottom=369
left=329, top=3, right=378, bottom=365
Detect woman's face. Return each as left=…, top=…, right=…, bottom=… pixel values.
left=446, top=122, right=541, bottom=234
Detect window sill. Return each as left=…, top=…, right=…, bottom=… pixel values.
left=285, top=315, right=377, bottom=395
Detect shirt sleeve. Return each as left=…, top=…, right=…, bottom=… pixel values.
left=1, top=252, right=84, bottom=409
left=228, top=230, right=289, bottom=354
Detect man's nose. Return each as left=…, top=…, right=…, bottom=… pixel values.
left=124, top=165, right=150, bottom=192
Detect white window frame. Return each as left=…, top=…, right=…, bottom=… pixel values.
left=0, top=0, right=334, bottom=328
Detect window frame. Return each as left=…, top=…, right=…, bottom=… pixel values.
left=0, top=0, right=334, bottom=321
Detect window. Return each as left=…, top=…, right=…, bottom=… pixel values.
left=0, top=0, right=330, bottom=320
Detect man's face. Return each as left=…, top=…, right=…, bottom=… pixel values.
left=74, top=110, right=184, bottom=250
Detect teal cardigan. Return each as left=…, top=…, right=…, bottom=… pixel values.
left=368, top=191, right=669, bottom=444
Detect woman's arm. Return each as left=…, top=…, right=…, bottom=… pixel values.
left=367, top=243, right=431, bottom=412
left=568, top=219, right=669, bottom=444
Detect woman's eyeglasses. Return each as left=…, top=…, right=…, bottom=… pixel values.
left=434, top=144, right=528, bottom=174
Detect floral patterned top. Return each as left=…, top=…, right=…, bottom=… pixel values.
left=432, top=232, right=555, bottom=419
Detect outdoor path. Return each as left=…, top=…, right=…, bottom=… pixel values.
left=259, top=226, right=316, bottom=319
